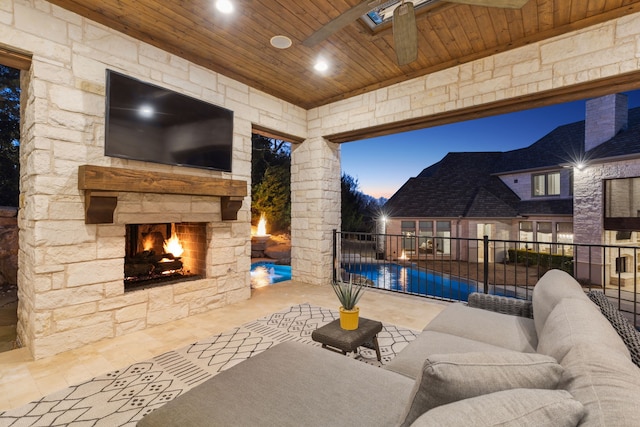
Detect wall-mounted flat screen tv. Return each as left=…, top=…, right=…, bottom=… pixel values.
left=105, top=70, right=233, bottom=172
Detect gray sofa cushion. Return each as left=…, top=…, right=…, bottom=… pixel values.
left=136, top=341, right=414, bottom=427
left=385, top=330, right=516, bottom=379
left=532, top=269, right=590, bottom=334
left=423, top=303, right=538, bottom=352
left=537, top=297, right=630, bottom=362
left=560, top=343, right=640, bottom=426
left=410, top=389, right=584, bottom=427
left=399, top=352, right=564, bottom=427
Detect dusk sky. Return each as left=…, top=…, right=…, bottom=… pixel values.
left=342, top=90, right=640, bottom=200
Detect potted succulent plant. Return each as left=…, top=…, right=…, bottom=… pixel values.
left=331, top=277, right=366, bottom=330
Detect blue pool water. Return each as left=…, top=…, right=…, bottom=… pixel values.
left=250, top=261, right=481, bottom=300
left=344, top=262, right=480, bottom=301
left=250, top=262, right=291, bottom=287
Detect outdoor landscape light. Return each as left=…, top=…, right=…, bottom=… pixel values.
left=138, top=104, right=154, bottom=118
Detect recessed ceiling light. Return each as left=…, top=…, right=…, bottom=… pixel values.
left=215, top=0, right=233, bottom=14
left=270, top=35, right=292, bottom=49
left=314, top=59, right=329, bottom=73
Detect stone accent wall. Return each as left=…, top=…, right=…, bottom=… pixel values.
left=0, top=207, right=18, bottom=286
left=4, top=0, right=306, bottom=359
left=585, top=94, right=628, bottom=151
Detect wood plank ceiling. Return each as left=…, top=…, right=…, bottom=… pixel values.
left=47, top=0, right=640, bottom=109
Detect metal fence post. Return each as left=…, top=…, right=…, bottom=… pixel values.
left=483, top=235, right=489, bottom=294
left=332, top=229, right=337, bottom=283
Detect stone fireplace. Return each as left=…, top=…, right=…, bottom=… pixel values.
left=17, top=165, right=250, bottom=359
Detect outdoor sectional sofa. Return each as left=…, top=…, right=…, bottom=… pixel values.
left=137, top=269, right=640, bottom=426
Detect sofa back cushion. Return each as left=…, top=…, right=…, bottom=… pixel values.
left=532, top=269, right=590, bottom=334
left=537, top=298, right=630, bottom=362
left=560, top=343, right=640, bottom=426
left=399, top=352, right=564, bottom=427
left=409, top=389, right=584, bottom=427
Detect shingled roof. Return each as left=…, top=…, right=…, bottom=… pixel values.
left=384, top=106, right=640, bottom=219
left=385, top=152, right=521, bottom=218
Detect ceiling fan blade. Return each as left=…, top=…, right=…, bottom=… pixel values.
left=393, top=2, right=418, bottom=66
left=443, top=0, right=529, bottom=8
left=303, top=0, right=384, bottom=47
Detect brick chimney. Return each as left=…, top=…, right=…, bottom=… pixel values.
left=585, top=93, right=628, bottom=151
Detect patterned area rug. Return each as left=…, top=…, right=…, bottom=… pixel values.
left=0, top=304, right=418, bottom=426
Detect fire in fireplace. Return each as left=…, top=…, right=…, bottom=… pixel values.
left=124, top=222, right=207, bottom=290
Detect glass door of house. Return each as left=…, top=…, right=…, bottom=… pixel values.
left=401, top=221, right=416, bottom=258
left=477, top=223, right=493, bottom=263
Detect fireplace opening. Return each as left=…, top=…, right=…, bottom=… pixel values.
left=124, top=222, right=207, bottom=291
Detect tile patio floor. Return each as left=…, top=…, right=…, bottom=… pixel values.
left=0, top=280, right=448, bottom=412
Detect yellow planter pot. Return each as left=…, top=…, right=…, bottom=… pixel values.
left=339, top=306, right=359, bottom=330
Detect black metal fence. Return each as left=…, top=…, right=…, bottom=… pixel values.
left=333, top=230, right=640, bottom=329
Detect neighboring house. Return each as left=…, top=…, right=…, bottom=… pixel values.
left=382, top=94, right=640, bottom=271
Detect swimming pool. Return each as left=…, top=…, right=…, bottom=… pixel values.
left=250, top=262, right=291, bottom=287
left=250, top=261, right=480, bottom=300
left=344, top=262, right=480, bottom=301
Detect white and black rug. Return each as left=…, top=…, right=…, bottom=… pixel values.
left=0, top=304, right=418, bottom=426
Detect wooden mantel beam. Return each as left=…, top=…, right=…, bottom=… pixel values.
left=78, top=165, right=247, bottom=224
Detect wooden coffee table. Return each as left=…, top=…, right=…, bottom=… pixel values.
left=311, top=317, right=383, bottom=361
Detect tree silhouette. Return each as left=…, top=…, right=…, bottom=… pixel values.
left=250, top=136, right=382, bottom=234
left=341, top=173, right=384, bottom=232
left=341, top=173, right=366, bottom=232
left=251, top=134, right=291, bottom=232
left=0, top=65, right=20, bottom=207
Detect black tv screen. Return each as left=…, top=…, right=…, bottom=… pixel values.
left=105, top=70, right=233, bottom=172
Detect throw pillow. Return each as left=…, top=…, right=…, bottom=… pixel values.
left=399, top=351, right=564, bottom=427
left=588, top=291, right=640, bottom=368
left=410, top=388, right=584, bottom=427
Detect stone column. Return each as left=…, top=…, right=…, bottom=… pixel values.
left=569, top=166, right=601, bottom=283
left=290, top=137, right=341, bottom=286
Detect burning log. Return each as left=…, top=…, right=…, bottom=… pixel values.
left=125, top=250, right=183, bottom=279
left=125, top=263, right=154, bottom=277
left=155, top=258, right=183, bottom=273
left=129, top=250, right=163, bottom=264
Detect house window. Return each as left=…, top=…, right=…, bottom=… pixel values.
left=555, top=222, right=573, bottom=253
left=536, top=222, right=552, bottom=253
left=604, top=177, right=640, bottom=230
left=418, top=221, right=433, bottom=254
left=435, top=221, right=451, bottom=255
left=519, top=221, right=533, bottom=249
left=533, top=172, right=560, bottom=196
left=401, top=221, right=416, bottom=256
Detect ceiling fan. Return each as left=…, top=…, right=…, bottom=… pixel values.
left=303, top=0, right=530, bottom=66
